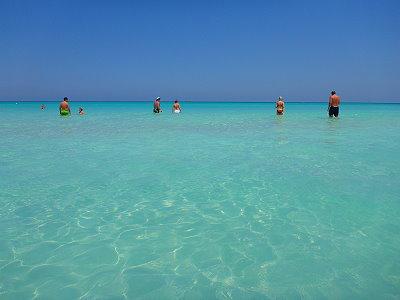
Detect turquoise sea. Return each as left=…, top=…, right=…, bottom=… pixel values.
left=0, top=101, right=399, bottom=299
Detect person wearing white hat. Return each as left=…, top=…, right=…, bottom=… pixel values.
left=153, top=97, right=162, bottom=113
left=276, top=96, right=285, bottom=115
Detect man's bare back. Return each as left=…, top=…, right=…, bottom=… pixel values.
left=329, top=95, right=340, bottom=107
left=60, top=101, right=69, bottom=110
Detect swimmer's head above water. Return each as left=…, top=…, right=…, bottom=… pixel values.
left=331, top=91, right=336, bottom=95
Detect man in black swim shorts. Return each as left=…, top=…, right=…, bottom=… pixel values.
left=329, top=106, right=339, bottom=117
left=328, top=91, right=340, bottom=117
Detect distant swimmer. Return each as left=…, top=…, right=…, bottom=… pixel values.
left=276, top=96, right=285, bottom=115
left=153, top=97, right=162, bottom=113
left=172, top=100, right=181, bottom=113
left=328, top=91, right=340, bottom=117
left=78, top=107, right=85, bottom=115
left=59, top=97, right=71, bottom=116
left=41, top=104, right=46, bottom=110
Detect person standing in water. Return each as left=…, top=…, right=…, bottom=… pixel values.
left=172, top=100, right=181, bottom=113
left=153, top=97, right=162, bottom=113
left=328, top=91, right=340, bottom=117
left=276, top=96, right=285, bottom=115
left=59, top=97, right=71, bottom=116
left=78, top=107, right=85, bottom=115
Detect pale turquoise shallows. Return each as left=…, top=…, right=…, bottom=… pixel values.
left=0, top=102, right=399, bottom=299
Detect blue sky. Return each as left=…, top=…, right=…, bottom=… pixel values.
left=0, top=0, right=399, bottom=102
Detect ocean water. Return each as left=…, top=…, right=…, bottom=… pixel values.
left=0, top=101, right=399, bottom=299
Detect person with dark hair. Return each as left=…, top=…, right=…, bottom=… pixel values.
left=276, top=96, right=285, bottom=115
left=59, top=97, right=71, bottom=116
left=78, top=107, right=85, bottom=115
left=172, top=100, right=181, bottom=113
left=328, top=91, right=340, bottom=117
left=153, top=97, right=162, bottom=113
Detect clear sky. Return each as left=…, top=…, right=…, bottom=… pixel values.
left=0, top=0, right=399, bottom=102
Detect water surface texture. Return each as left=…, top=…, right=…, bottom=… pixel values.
left=1, top=102, right=399, bottom=299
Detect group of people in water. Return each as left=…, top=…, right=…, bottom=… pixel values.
left=152, top=91, right=340, bottom=117
left=59, top=97, right=85, bottom=115
left=275, top=91, right=340, bottom=117
left=153, top=97, right=182, bottom=114
left=41, top=97, right=85, bottom=116
left=48, top=91, right=340, bottom=117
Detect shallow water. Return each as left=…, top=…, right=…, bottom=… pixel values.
left=0, top=102, right=399, bottom=299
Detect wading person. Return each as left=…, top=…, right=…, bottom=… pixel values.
left=153, top=97, right=162, bottom=113
left=276, top=96, right=285, bottom=115
left=59, top=97, right=71, bottom=116
left=328, top=91, right=340, bottom=117
left=172, top=100, right=181, bottom=113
